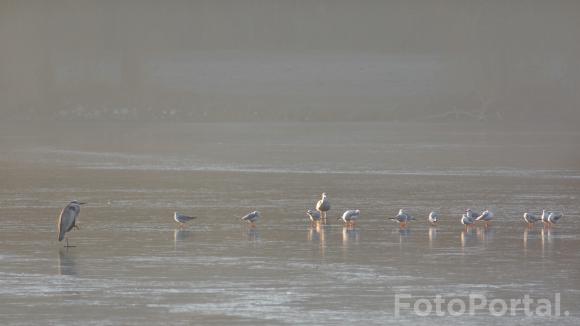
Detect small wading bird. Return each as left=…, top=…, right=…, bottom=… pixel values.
left=461, top=213, right=475, bottom=229
left=316, top=193, right=330, bottom=221
left=523, top=210, right=540, bottom=228
left=57, top=200, right=86, bottom=248
left=174, top=212, right=196, bottom=228
left=306, top=209, right=321, bottom=225
left=465, top=208, right=478, bottom=219
left=475, top=209, right=494, bottom=227
left=428, top=211, right=439, bottom=225
left=389, top=209, right=415, bottom=228
left=241, top=211, right=260, bottom=227
left=338, top=209, right=360, bottom=227
left=541, top=209, right=563, bottom=228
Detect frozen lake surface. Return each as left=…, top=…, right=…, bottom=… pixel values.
left=0, top=122, right=578, bottom=325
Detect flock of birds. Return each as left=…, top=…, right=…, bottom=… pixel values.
left=56, top=192, right=565, bottom=247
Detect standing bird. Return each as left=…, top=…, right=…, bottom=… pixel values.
left=306, top=209, right=321, bottom=224
left=428, top=211, right=439, bottom=225
left=316, top=193, right=331, bottom=221
left=461, top=213, right=475, bottom=229
left=465, top=208, right=478, bottom=219
left=541, top=209, right=563, bottom=228
left=389, top=209, right=415, bottom=228
left=475, top=209, right=494, bottom=227
left=523, top=210, right=540, bottom=228
left=241, top=211, right=260, bottom=227
left=57, top=200, right=85, bottom=247
left=338, top=209, right=360, bottom=227
left=540, top=209, right=550, bottom=225
left=174, top=212, right=196, bottom=228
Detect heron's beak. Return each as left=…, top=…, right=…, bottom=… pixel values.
left=79, top=202, right=87, bottom=205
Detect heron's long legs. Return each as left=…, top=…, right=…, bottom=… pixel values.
left=64, top=238, right=75, bottom=248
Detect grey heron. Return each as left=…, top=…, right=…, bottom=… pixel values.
left=57, top=200, right=85, bottom=247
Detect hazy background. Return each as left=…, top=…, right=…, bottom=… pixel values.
left=1, top=0, right=579, bottom=123
left=1, top=2, right=580, bottom=325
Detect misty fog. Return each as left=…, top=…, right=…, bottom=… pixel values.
left=1, top=0, right=578, bottom=124
left=2, top=2, right=580, bottom=325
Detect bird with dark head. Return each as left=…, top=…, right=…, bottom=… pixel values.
left=306, top=209, right=321, bottom=224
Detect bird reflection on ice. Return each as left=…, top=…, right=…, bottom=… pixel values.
left=308, top=223, right=329, bottom=256
left=247, top=228, right=260, bottom=242
left=174, top=229, right=192, bottom=242
left=173, top=229, right=193, bottom=250
left=541, top=227, right=555, bottom=258
left=476, top=226, right=494, bottom=244
left=58, top=248, right=78, bottom=276
left=428, top=227, right=437, bottom=248
left=460, top=228, right=477, bottom=249
left=342, top=227, right=360, bottom=249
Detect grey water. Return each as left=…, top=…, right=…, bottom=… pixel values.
left=0, top=122, right=579, bottom=325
